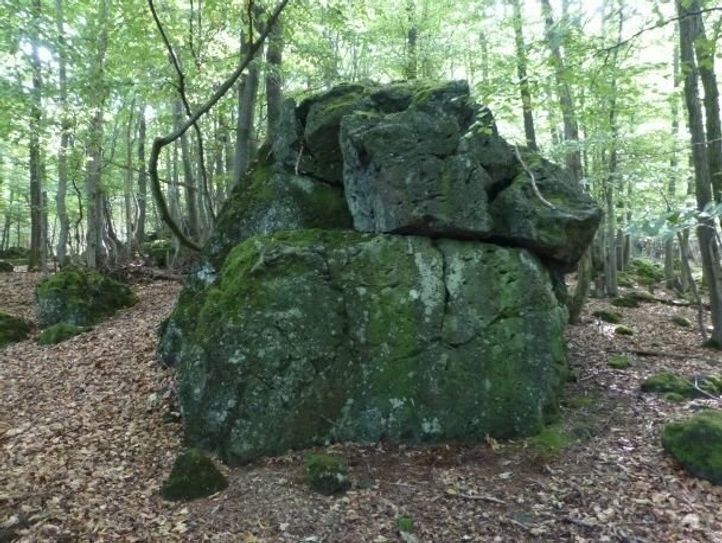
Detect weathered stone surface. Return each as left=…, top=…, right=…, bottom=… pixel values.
left=662, top=410, right=722, bottom=485
left=339, top=80, right=600, bottom=269
left=0, top=312, right=30, bottom=348
left=163, top=230, right=567, bottom=464
left=204, top=164, right=353, bottom=270
left=36, top=268, right=136, bottom=328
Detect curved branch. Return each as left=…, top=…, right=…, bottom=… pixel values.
left=146, top=0, right=291, bottom=251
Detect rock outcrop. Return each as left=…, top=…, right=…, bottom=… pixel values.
left=37, top=268, right=136, bottom=328
left=0, top=312, right=30, bottom=348
left=160, top=80, right=601, bottom=464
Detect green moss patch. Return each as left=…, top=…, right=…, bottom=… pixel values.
left=592, top=309, right=622, bottom=324
left=304, top=453, right=351, bottom=495
left=670, top=315, right=692, bottom=328
left=36, top=268, right=136, bottom=328
left=0, top=312, right=31, bottom=348
left=0, top=260, right=14, bottom=272
left=527, top=424, right=573, bottom=460
left=160, top=448, right=228, bottom=501
left=631, top=259, right=664, bottom=285
left=640, top=372, right=722, bottom=398
left=611, top=296, right=639, bottom=308
left=614, top=325, right=634, bottom=336
left=664, top=392, right=686, bottom=403
left=608, top=354, right=633, bottom=369
left=662, top=410, right=722, bottom=485
left=38, top=323, right=88, bottom=345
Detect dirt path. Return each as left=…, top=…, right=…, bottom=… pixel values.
left=1, top=273, right=721, bottom=542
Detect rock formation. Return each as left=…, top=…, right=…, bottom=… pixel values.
left=160, top=80, right=601, bottom=464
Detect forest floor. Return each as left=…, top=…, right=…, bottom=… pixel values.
left=1, top=271, right=722, bottom=542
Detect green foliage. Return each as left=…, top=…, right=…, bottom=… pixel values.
left=614, top=325, right=634, bottom=336
left=160, top=448, right=228, bottom=501
left=398, top=516, right=414, bottom=533
left=608, top=354, right=633, bottom=369
left=0, top=312, right=30, bottom=347
left=38, top=323, right=88, bottom=345
left=662, top=410, right=722, bottom=485
left=592, top=309, right=622, bottom=323
left=304, top=453, right=351, bottom=495
left=630, top=259, right=664, bottom=284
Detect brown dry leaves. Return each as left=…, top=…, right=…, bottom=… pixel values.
left=1, top=273, right=722, bottom=542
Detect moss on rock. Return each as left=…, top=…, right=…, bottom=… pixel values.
left=36, top=268, right=136, bottom=328
left=671, top=315, right=692, bottom=328
left=614, top=325, right=634, bottom=336
left=304, top=453, right=351, bottom=495
left=608, top=354, right=633, bottom=369
left=0, top=312, right=30, bottom=348
left=593, top=309, right=622, bottom=324
left=38, top=323, right=88, bottom=345
left=662, top=410, right=722, bottom=485
left=160, top=448, right=228, bottom=501
left=0, top=260, right=14, bottom=272
left=611, top=296, right=639, bottom=308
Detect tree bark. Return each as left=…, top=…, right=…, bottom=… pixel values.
left=510, top=0, right=537, bottom=150
left=265, top=14, right=283, bottom=141
left=135, top=104, right=148, bottom=250
left=677, top=0, right=722, bottom=346
left=404, top=0, right=418, bottom=80
left=174, top=100, right=199, bottom=238
left=665, top=37, right=681, bottom=289
left=232, top=25, right=261, bottom=188
left=54, top=0, right=71, bottom=266
left=28, top=0, right=44, bottom=271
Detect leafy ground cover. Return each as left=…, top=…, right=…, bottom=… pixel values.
left=1, top=273, right=721, bottom=542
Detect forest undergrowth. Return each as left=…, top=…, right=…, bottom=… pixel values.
left=1, top=271, right=721, bottom=542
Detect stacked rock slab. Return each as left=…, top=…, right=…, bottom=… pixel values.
left=160, top=80, right=601, bottom=465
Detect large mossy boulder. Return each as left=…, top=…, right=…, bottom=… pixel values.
left=163, top=230, right=567, bottom=464
left=160, top=448, right=228, bottom=501
left=0, top=260, right=14, bottom=272
left=0, top=312, right=31, bottom=347
left=662, top=410, right=722, bottom=485
left=36, top=268, right=136, bottom=328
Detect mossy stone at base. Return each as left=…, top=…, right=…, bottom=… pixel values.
left=527, top=424, right=572, bottom=460
left=593, top=309, right=622, bottom=324
left=664, top=392, right=686, bottom=403
left=662, top=410, right=722, bottom=485
left=641, top=372, right=695, bottom=397
left=0, top=312, right=31, bottom=348
left=614, top=325, right=634, bottom=336
left=36, top=268, right=136, bottom=327
left=608, top=354, right=633, bottom=369
left=611, top=296, right=639, bottom=308
left=38, top=323, right=88, bottom=345
left=671, top=315, right=692, bottom=328
left=304, top=453, right=351, bottom=495
left=160, top=448, right=228, bottom=501
left=0, top=260, right=14, bottom=272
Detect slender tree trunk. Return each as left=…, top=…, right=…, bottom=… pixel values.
left=540, top=0, right=589, bottom=323
left=510, top=0, right=537, bottom=150
left=265, top=14, right=283, bottom=141
left=28, top=0, right=44, bottom=270
left=540, top=0, right=583, bottom=182
left=124, top=99, right=136, bottom=252
left=232, top=26, right=261, bottom=187
left=85, top=0, right=109, bottom=269
left=174, top=100, right=199, bottom=238
left=665, top=39, right=681, bottom=289
left=136, top=104, right=148, bottom=249
left=55, top=0, right=71, bottom=266
left=404, top=0, right=418, bottom=80
left=678, top=0, right=722, bottom=346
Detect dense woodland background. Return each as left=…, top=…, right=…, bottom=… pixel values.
left=2, top=0, right=722, bottom=343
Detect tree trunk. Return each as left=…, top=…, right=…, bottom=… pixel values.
left=232, top=27, right=261, bottom=188
left=85, top=0, right=109, bottom=269
left=135, top=103, right=148, bottom=250
left=665, top=38, right=681, bottom=289
left=28, top=0, right=44, bottom=271
left=54, top=0, right=71, bottom=266
left=174, top=100, right=199, bottom=238
left=124, top=99, right=136, bottom=253
left=265, top=14, right=283, bottom=141
left=510, top=0, right=537, bottom=150
left=677, top=0, right=722, bottom=346
left=404, top=0, right=418, bottom=80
